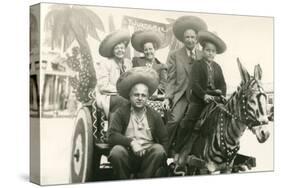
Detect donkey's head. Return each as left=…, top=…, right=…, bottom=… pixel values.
left=237, top=58, right=270, bottom=143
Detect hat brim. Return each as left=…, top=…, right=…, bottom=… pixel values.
left=131, top=30, right=162, bottom=52
left=173, top=16, right=208, bottom=42
left=99, top=30, right=130, bottom=58
left=198, top=31, right=227, bottom=54
left=117, top=67, right=159, bottom=99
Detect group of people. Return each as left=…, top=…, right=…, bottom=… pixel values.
left=93, top=15, right=227, bottom=179
left=95, top=29, right=167, bottom=120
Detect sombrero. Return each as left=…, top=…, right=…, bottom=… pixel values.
left=99, top=30, right=130, bottom=58
left=131, top=30, right=162, bottom=52
left=173, top=16, right=208, bottom=42
left=197, top=31, right=227, bottom=54
left=117, top=67, right=159, bottom=99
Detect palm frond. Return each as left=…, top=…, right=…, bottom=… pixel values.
left=44, top=5, right=105, bottom=49
left=74, top=6, right=105, bottom=31
left=72, top=6, right=104, bottom=41
left=108, top=14, right=116, bottom=32
left=50, top=12, right=68, bottom=49
left=63, top=29, right=76, bottom=52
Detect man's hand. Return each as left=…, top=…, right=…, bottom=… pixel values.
left=130, top=140, right=142, bottom=152
left=220, top=95, right=227, bottom=103
left=162, top=98, right=170, bottom=110
left=214, top=89, right=222, bottom=95
left=174, top=153, right=179, bottom=164
left=130, top=140, right=146, bottom=157
left=204, top=94, right=214, bottom=103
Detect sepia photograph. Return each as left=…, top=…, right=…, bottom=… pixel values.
left=30, top=2, right=274, bottom=185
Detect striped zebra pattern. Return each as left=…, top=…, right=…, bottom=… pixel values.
left=176, top=59, right=269, bottom=174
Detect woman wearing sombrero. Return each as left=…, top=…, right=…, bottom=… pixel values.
left=174, top=30, right=227, bottom=160
left=131, top=30, right=167, bottom=97
left=95, top=30, right=132, bottom=118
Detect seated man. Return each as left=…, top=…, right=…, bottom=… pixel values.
left=107, top=67, right=169, bottom=179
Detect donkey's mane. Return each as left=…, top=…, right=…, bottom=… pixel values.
left=226, top=82, right=245, bottom=104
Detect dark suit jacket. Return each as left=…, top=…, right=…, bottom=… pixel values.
left=190, top=59, right=227, bottom=104
left=107, top=104, right=169, bottom=152
left=165, top=47, right=203, bottom=109
left=132, top=57, right=167, bottom=93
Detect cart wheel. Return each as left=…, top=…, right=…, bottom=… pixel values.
left=70, top=107, right=94, bottom=183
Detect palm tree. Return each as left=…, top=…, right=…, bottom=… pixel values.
left=44, top=4, right=105, bottom=103
left=44, top=4, right=104, bottom=53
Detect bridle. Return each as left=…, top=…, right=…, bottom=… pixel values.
left=215, top=78, right=267, bottom=129
left=239, top=78, right=268, bottom=129
left=210, top=79, right=267, bottom=166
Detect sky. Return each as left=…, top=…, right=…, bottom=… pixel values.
left=39, top=3, right=274, bottom=93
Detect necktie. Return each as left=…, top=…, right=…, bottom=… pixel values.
left=190, top=51, right=196, bottom=60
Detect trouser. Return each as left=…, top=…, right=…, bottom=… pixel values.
left=174, top=102, right=205, bottom=153
left=166, top=96, right=189, bottom=153
left=108, top=144, right=167, bottom=179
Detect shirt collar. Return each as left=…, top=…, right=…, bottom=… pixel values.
left=186, top=48, right=196, bottom=57
left=203, top=59, right=214, bottom=67
left=130, top=106, right=147, bottom=114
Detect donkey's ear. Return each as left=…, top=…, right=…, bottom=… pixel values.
left=254, top=64, right=262, bottom=81
left=237, top=58, right=250, bottom=83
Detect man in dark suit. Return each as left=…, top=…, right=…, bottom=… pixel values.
left=107, top=67, right=168, bottom=179
left=174, top=30, right=227, bottom=159
left=162, top=16, right=208, bottom=153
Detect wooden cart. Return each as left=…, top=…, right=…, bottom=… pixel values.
left=69, top=98, right=256, bottom=182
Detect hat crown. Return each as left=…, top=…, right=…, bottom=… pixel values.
left=99, top=29, right=131, bottom=58
left=173, top=16, right=208, bottom=42
left=198, top=30, right=227, bottom=54
left=117, top=67, right=159, bottom=99
left=131, top=30, right=162, bottom=52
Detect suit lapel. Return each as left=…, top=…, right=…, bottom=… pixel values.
left=146, top=107, right=155, bottom=133
left=195, top=49, right=203, bottom=60
left=178, top=47, right=193, bottom=76
left=123, top=104, right=131, bottom=131
left=212, top=62, right=219, bottom=84
left=139, top=58, right=146, bottom=67
left=201, top=60, right=209, bottom=81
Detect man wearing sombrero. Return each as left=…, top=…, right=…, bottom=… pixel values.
left=174, top=30, right=227, bottom=165
left=131, top=30, right=167, bottom=95
left=107, top=67, right=168, bottom=179
left=162, top=16, right=208, bottom=153
left=95, top=30, right=132, bottom=119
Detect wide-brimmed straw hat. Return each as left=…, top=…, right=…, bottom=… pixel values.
left=117, top=67, right=159, bottom=99
left=131, top=30, right=162, bottom=52
left=99, top=30, right=130, bottom=58
left=173, top=16, right=208, bottom=42
left=198, top=31, right=227, bottom=54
